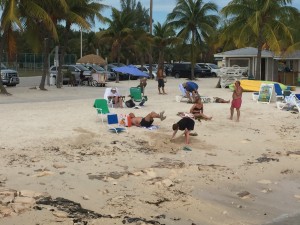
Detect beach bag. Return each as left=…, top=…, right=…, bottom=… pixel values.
left=119, top=114, right=132, bottom=127
left=125, top=99, right=135, bottom=108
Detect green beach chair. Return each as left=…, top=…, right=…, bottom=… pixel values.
left=93, top=99, right=110, bottom=124
left=129, top=87, right=147, bottom=102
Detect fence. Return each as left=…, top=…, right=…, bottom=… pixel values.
left=1, top=53, right=77, bottom=76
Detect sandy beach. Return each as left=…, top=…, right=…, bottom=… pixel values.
left=0, top=77, right=299, bottom=225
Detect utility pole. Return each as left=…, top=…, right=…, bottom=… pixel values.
left=80, top=28, right=83, bottom=58
left=149, top=0, right=153, bottom=79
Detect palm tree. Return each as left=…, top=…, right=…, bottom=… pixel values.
left=0, top=0, right=59, bottom=94
left=99, top=8, right=135, bottom=82
left=221, top=0, right=299, bottom=79
left=22, top=0, right=66, bottom=90
left=167, top=0, right=219, bottom=80
left=54, top=0, right=107, bottom=88
left=153, top=22, right=179, bottom=71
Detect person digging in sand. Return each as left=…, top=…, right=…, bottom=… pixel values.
left=190, top=95, right=212, bottom=121
left=129, top=111, right=166, bottom=128
left=171, top=117, right=195, bottom=144
left=182, top=81, right=198, bottom=103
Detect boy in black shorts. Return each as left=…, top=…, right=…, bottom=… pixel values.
left=171, top=117, right=195, bottom=144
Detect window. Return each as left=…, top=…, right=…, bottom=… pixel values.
left=229, top=58, right=250, bottom=67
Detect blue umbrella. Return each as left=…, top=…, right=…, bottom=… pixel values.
left=112, top=65, right=149, bottom=77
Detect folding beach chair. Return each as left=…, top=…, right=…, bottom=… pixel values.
left=93, top=99, right=110, bottom=124
left=291, top=94, right=300, bottom=116
left=103, top=87, right=124, bottom=108
left=129, top=87, right=147, bottom=102
left=107, top=114, right=127, bottom=133
left=273, top=83, right=284, bottom=101
left=276, top=94, right=300, bottom=115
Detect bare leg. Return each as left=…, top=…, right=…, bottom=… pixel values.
left=162, top=87, right=166, bottom=94
left=186, top=91, right=192, bottom=102
left=158, top=87, right=162, bottom=94
left=195, top=113, right=212, bottom=120
left=144, top=111, right=166, bottom=121
left=230, top=107, right=234, bottom=120
left=119, top=97, right=123, bottom=108
left=144, top=111, right=159, bottom=122
left=236, top=108, right=240, bottom=122
left=184, top=129, right=190, bottom=144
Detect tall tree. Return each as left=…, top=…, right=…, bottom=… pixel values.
left=23, top=0, right=65, bottom=90
left=99, top=8, right=135, bottom=82
left=0, top=0, right=59, bottom=94
left=153, top=22, right=179, bottom=71
left=120, top=0, right=150, bottom=30
left=54, top=0, right=107, bottom=88
left=167, top=0, right=219, bottom=79
left=221, top=0, right=298, bottom=79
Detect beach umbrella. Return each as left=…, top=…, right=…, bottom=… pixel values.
left=77, top=54, right=106, bottom=65
left=112, top=65, right=149, bottom=77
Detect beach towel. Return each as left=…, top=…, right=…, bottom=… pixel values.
left=141, top=125, right=159, bottom=130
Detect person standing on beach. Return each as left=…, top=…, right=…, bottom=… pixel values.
left=171, top=117, right=195, bottom=144
left=157, top=68, right=166, bottom=94
left=182, top=81, right=198, bottom=103
left=138, top=77, right=147, bottom=96
left=230, top=80, right=243, bottom=121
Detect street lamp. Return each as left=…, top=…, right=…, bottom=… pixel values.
left=80, top=28, right=83, bottom=58
left=150, top=0, right=153, bottom=34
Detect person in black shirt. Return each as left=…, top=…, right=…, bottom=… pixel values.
left=171, top=117, right=195, bottom=144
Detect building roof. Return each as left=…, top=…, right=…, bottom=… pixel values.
left=274, top=50, right=300, bottom=59
left=214, top=47, right=274, bottom=58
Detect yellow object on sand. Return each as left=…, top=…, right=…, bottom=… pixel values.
left=229, top=80, right=287, bottom=92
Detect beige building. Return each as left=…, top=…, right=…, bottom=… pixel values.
left=214, top=47, right=300, bottom=86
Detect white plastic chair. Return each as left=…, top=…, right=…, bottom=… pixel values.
left=103, top=87, right=122, bottom=108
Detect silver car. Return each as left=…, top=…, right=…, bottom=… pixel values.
left=49, top=64, right=91, bottom=84
left=84, top=64, right=116, bottom=81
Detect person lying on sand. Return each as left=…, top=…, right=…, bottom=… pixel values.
left=213, top=97, right=230, bottom=103
left=129, top=111, right=166, bottom=128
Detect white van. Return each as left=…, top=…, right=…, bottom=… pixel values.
left=204, top=63, right=220, bottom=77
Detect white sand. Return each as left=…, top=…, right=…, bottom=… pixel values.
left=0, top=77, right=299, bottom=225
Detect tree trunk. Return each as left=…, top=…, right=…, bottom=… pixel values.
left=255, top=30, right=264, bottom=80
left=56, top=48, right=63, bottom=88
left=57, top=23, right=71, bottom=88
left=39, top=37, right=49, bottom=90
left=158, top=49, right=164, bottom=71
left=116, top=45, right=120, bottom=83
left=190, top=30, right=195, bottom=80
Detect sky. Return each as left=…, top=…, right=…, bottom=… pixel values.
left=95, top=0, right=300, bottom=30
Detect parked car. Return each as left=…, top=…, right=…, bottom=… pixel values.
left=107, top=63, right=137, bottom=80
left=197, top=63, right=219, bottom=77
left=84, top=64, right=116, bottom=81
left=164, top=64, right=173, bottom=76
left=137, top=66, right=157, bottom=79
left=171, top=62, right=212, bottom=78
left=1, top=63, right=19, bottom=86
left=109, top=62, right=126, bottom=67
left=49, top=64, right=91, bottom=85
